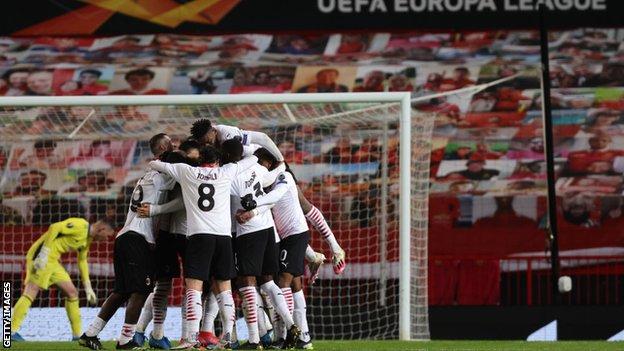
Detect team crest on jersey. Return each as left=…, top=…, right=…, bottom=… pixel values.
left=277, top=174, right=287, bottom=185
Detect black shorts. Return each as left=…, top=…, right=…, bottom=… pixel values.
left=234, top=227, right=279, bottom=277
left=113, top=231, right=154, bottom=295
left=279, top=231, right=310, bottom=277
left=184, top=234, right=235, bottom=281
left=155, top=231, right=187, bottom=279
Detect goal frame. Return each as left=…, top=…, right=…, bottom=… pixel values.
left=0, top=92, right=415, bottom=341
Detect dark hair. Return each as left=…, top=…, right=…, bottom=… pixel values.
left=125, top=68, right=155, bottom=81
left=179, top=138, right=201, bottom=153
left=190, top=119, right=213, bottom=141
left=221, top=139, right=243, bottom=164
left=455, top=67, right=469, bottom=74
left=200, top=145, right=220, bottom=165
left=34, top=140, right=56, bottom=149
left=149, top=133, right=169, bottom=156
left=2, top=68, right=30, bottom=81
left=317, top=68, right=339, bottom=77
left=80, top=69, right=102, bottom=78
left=23, top=170, right=46, bottom=177
left=91, top=140, right=111, bottom=147
left=254, top=147, right=278, bottom=169
left=163, top=150, right=189, bottom=164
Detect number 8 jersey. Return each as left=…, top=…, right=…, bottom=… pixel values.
left=149, top=156, right=258, bottom=237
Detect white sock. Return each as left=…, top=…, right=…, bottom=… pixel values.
left=185, top=289, right=203, bottom=341
left=118, top=323, right=136, bottom=345
left=85, top=316, right=107, bottom=337
left=256, top=289, right=269, bottom=336
left=200, top=293, right=219, bottom=333
left=293, top=290, right=310, bottom=342
left=136, top=292, right=153, bottom=333
left=305, top=206, right=340, bottom=252
left=181, top=293, right=187, bottom=340
left=216, top=290, right=236, bottom=342
left=260, top=281, right=294, bottom=328
left=152, top=281, right=172, bottom=339
left=239, top=286, right=259, bottom=344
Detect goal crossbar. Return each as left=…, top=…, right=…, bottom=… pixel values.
left=0, top=92, right=411, bottom=107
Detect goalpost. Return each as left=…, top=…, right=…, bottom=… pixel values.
left=0, top=92, right=433, bottom=341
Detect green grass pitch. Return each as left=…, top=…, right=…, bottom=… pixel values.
left=6, top=340, right=624, bottom=351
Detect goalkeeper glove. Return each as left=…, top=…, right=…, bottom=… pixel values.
left=307, top=251, right=326, bottom=285
left=84, top=281, right=97, bottom=306
left=33, top=246, right=51, bottom=271
left=241, top=194, right=257, bottom=211
left=332, top=248, right=346, bottom=275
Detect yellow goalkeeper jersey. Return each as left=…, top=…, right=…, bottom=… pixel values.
left=26, top=218, right=92, bottom=277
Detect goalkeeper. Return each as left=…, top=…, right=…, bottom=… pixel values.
left=11, top=217, right=114, bottom=341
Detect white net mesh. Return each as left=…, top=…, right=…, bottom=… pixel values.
left=0, top=96, right=433, bottom=340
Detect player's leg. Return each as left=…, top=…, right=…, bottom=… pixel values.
left=115, top=232, right=155, bottom=349
left=279, top=232, right=309, bottom=348
left=134, top=291, right=154, bottom=343
left=174, top=234, right=190, bottom=344
left=55, top=279, right=82, bottom=340
left=80, top=292, right=128, bottom=350
left=149, top=230, right=178, bottom=347
left=11, top=281, right=40, bottom=339
left=198, top=289, right=219, bottom=346
left=259, top=228, right=296, bottom=331
left=255, top=287, right=271, bottom=344
left=82, top=231, right=135, bottom=349
left=291, top=277, right=312, bottom=349
left=211, top=235, right=238, bottom=347
left=180, top=234, right=214, bottom=348
left=235, top=230, right=269, bottom=348
left=118, top=292, right=150, bottom=347
left=148, top=280, right=173, bottom=344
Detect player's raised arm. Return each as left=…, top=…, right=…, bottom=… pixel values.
left=256, top=174, right=289, bottom=208
left=149, top=159, right=187, bottom=182
left=244, top=130, right=284, bottom=162
left=262, top=162, right=287, bottom=187
left=138, top=192, right=184, bottom=218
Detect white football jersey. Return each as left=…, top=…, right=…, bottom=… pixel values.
left=215, top=125, right=250, bottom=145
left=149, top=156, right=257, bottom=236
left=230, top=164, right=275, bottom=236
left=215, top=125, right=283, bottom=162
left=118, top=170, right=176, bottom=243
left=269, top=172, right=308, bottom=239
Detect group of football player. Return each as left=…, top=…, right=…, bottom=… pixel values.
left=78, top=119, right=346, bottom=350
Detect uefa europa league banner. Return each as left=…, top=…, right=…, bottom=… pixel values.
left=4, top=0, right=622, bottom=36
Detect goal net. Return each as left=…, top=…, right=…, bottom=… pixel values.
left=0, top=93, right=433, bottom=341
